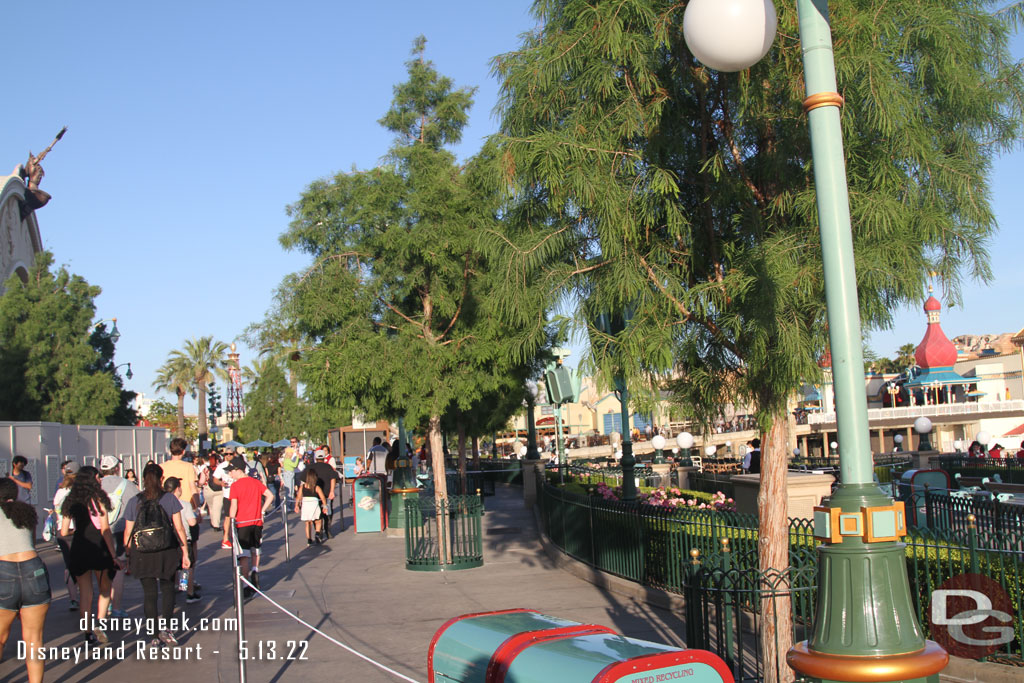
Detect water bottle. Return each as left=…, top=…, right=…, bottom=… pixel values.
left=177, top=569, right=188, bottom=592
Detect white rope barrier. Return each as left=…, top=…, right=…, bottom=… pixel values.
left=237, top=574, right=423, bottom=683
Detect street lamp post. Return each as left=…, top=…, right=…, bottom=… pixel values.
left=914, top=417, right=934, bottom=452
left=683, top=2, right=947, bottom=681
left=676, top=431, right=694, bottom=466
left=114, top=362, right=133, bottom=380
left=525, top=381, right=541, bottom=460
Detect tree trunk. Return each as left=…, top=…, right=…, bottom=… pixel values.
left=428, top=415, right=451, bottom=564
left=175, top=389, right=186, bottom=438
left=758, top=417, right=794, bottom=683
left=457, top=416, right=467, bottom=495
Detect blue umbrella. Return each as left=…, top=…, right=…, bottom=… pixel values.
left=220, top=440, right=244, bottom=448
left=272, top=439, right=291, bottom=448
left=245, top=439, right=273, bottom=449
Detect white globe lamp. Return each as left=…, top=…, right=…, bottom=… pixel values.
left=704, top=444, right=717, bottom=456
left=682, top=0, right=778, bottom=73
left=676, top=432, right=694, bottom=449
left=975, top=431, right=991, bottom=447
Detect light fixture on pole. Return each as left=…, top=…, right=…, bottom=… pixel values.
left=793, top=447, right=801, bottom=458
left=114, top=362, right=133, bottom=380
left=90, top=317, right=120, bottom=343
left=894, top=433, right=904, bottom=452
left=676, top=431, right=694, bottom=466
left=683, top=1, right=946, bottom=679
left=953, top=439, right=963, bottom=455
left=704, top=444, right=716, bottom=457
left=651, top=434, right=666, bottom=464
left=975, top=430, right=991, bottom=457
left=524, top=380, right=541, bottom=460
left=914, top=416, right=934, bottom=452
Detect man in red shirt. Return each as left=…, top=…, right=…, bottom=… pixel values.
left=226, top=457, right=274, bottom=598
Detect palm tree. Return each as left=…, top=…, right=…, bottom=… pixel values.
left=241, top=356, right=280, bottom=392
left=169, top=336, right=230, bottom=451
left=895, top=343, right=918, bottom=373
left=153, top=358, right=191, bottom=438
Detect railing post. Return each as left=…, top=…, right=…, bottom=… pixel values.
left=968, top=514, right=979, bottom=575
left=685, top=548, right=704, bottom=649
left=719, top=538, right=735, bottom=673
left=231, top=520, right=248, bottom=683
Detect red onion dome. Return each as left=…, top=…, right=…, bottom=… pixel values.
left=915, top=295, right=957, bottom=368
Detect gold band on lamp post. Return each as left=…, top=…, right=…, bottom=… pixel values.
left=803, top=91, right=845, bottom=113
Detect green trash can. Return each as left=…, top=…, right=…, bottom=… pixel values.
left=428, top=609, right=733, bottom=683
left=353, top=475, right=385, bottom=533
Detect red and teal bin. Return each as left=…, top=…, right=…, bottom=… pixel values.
left=428, top=609, right=733, bottom=683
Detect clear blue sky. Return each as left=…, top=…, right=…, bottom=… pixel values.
left=2, top=2, right=1020, bottom=414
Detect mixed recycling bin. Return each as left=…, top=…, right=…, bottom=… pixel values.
left=897, top=469, right=951, bottom=528
left=353, top=475, right=386, bottom=533
left=428, top=609, right=733, bottom=683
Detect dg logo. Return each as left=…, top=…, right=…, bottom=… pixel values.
left=929, top=573, right=1015, bottom=659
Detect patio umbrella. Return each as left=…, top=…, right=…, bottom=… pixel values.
left=220, top=440, right=244, bottom=448
left=272, top=439, right=291, bottom=448
left=245, top=439, right=273, bottom=449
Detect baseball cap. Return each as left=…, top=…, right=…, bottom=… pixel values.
left=225, top=456, right=248, bottom=472
left=314, top=449, right=326, bottom=460
left=235, top=446, right=247, bottom=455
left=63, top=460, right=81, bottom=474
left=100, top=455, right=120, bottom=471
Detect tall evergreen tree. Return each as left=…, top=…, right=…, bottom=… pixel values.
left=0, top=251, right=121, bottom=424
left=282, top=37, right=550, bottom=519
left=489, top=2, right=1023, bottom=677
left=239, top=361, right=304, bottom=442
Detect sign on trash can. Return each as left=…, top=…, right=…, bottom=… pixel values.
left=428, top=609, right=733, bottom=683
left=353, top=475, right=385, bottom=533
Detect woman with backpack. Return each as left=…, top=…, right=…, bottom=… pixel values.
left=122, top=463, right=191, bottom=648
left=1, top=477, right=51, bottom=683
left=59, top=465, right=122, bottom=645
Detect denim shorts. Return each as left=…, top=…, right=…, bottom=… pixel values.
left=0, top=556, right=51, bottom=611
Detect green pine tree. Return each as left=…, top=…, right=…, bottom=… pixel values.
left=282, top=37, right=551, bottom=519
left=239, top=361, right=304, bottom=442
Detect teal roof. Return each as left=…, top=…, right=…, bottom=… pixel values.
left=904, top=366, right=972, bottom=388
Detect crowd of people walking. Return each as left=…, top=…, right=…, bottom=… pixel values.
left=0, top=434, right=354, bottom=682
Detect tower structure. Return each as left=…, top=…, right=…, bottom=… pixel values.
left=226, top=342, right=245, bottom=420
left=904, top=286, right=970, bottom=404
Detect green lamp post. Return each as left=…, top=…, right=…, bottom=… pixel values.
left=683, top=1, right=947, bottom=682
left=389, top=417, right=419, bottom=529
left=524, top=381, right=541, bottom=460
left=594, top=310, right=637, bottom=502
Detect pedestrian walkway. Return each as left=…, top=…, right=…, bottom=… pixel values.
left=0, top=485, right=687, bottom=683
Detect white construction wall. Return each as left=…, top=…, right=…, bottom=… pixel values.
left=0, top=421, right=169, bottom=537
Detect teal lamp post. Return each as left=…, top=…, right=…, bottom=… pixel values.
left=389, top=417, right=419, bottom=529
left=683, top=2, right=947, bottom=682
left=524, top=381, right=541, bottom=460
left=676, top=431, right=694, bottom=466
left=594, top=310, right=637, bottom=502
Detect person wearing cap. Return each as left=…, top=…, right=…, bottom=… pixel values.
left=100, top=455, right=139, bottom=619
left=281, top=437, right=301, bottom=506
left=225, top=456, right=273, bottom=597
left=310, top=450, right=340, bottom=542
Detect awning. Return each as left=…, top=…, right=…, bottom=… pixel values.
left=904, top=366, right=973, bottom=388
left=1004, top=423, right=1024, bottom=437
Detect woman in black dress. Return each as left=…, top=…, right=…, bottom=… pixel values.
left=123, top=463, right=190, bottom=647
left=59, top=466, right=122, bottom=645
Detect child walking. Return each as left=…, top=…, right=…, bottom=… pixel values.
left=295, top=469, right=327, bottom=546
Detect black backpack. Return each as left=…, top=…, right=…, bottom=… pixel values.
left=131, top=494, right=176, bottom=552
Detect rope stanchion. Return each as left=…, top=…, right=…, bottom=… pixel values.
left=281, top=499, right=291, bottom=562
left=235, top=574, right=423, bottom=683
left=230, top=520, right=248, bottom=683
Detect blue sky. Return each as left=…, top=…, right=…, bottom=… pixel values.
left=2, top=2, right=1020, bottom=415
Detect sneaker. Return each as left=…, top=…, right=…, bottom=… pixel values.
left=307, top=538, right=313, bottom=546
left=158, top=630, right=179, bottom=647
left=69, top=599, right=79, bottom=611
left=249, top=571, right=260, bottom=591
left=85, top=632, right=98, bottom=645
left=186, top=593, right=202, bottom=604
left=220, top=541, right=232, bottom=549
left=242, top=586, right=255, bottom=599
left=110, top=609, right=130, bottom=619
left=314, top=536, right=321, bottom=545
left=194, top=583, right=203, bottom=591
left=93, top=628, right=109, bottom=645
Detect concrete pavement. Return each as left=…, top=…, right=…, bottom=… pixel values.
left=0, top=484, right=687, bottom=683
